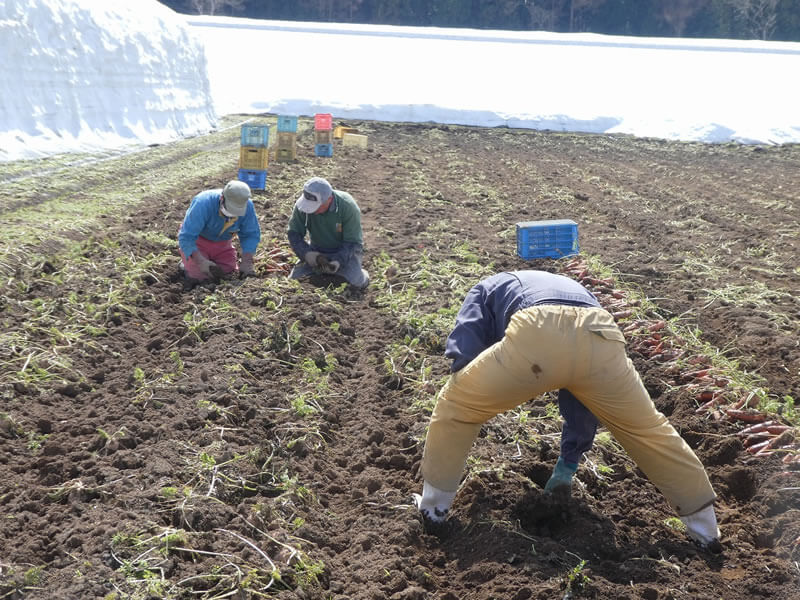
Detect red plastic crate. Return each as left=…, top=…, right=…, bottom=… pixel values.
left=314, top=113, right=332, bottom=130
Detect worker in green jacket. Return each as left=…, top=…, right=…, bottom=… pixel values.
left=287, top=177, right=369, bottom=289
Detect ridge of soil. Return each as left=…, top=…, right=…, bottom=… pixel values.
left=1, top=117, right=799, bottom=599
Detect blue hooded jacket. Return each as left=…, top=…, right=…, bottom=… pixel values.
left=178, top=188, right=261, bottom=257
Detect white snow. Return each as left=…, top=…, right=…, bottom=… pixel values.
left=0, top=0, right=217, bottom=161
left=2, top=1, right=800, bottom=162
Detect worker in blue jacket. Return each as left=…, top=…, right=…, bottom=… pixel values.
left=414, top=270, right=721, bottom=551
left=178, top=180, right=261, bottom=280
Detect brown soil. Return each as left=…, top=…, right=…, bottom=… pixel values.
left=1, top=118, right=799, bottom=600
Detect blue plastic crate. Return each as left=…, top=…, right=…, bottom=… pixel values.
left=240, top=125, right=269, bottom=148
left=237, top=168, right=267, bottom=190
left=516, top=219, right=579, bottom=259
left=277, top=115, right=298, bottom=132
left=315, top=143, right=333, bottom=157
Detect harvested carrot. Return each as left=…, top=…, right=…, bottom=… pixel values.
left=739, top=394, right=760, bottom=408
left=766, top=425, right=792, bottom=435
left=695, top=397, right=722, bottom=413
left=755, top=436, right=786, bottom=455
left=743, top=433, right=771, bottom=447
left=697, top=391, right=717, bottom=402
left=728, top=398, right=746, bottom=410
left=686, top=369, right=710, bottom=379
left=747, top=440, right=771, bottom=454
left=724, top=409, right=768, bottom=423
left=738, top=421, right=778, bottom=436
left=687, top=355, right=710, bottom=365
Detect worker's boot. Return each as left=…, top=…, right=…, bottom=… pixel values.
left=544, top=457, right=578, bottom=495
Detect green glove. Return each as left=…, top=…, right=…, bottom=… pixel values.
left=544, top=457, right=578, bottom=494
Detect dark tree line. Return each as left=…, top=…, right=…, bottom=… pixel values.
left=162, top=0, right=800, bottom=41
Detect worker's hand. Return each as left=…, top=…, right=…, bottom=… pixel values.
left=191, top=251, right=215, bottom=277
left=305, top=251, right=320, bottom=267
left=239, top=253, right=255, bottom=277
left=680, top=505, right=723, bottom=553
left=318, top=258, right=340, bottom=274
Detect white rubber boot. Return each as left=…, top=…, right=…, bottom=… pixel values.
left=412, top=481, right=456, bottom=522
left=680, top=504, right=721, bottom=550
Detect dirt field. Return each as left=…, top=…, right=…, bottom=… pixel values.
left=1, top=116, right=799, bottom=599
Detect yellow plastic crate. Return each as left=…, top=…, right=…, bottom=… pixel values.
left=342, top=133, right=368, bottom=148
left=239, top=146, right=268, bottom=170
left=277, top=131, right=296, bottom=149
left=315, top=129, right=333, bottom=144
left=275, top=147, right=296, bottom=162
left=333, top=126, right=357, bottom=139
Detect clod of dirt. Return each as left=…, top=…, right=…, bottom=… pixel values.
left=514, top=489, right=571, bottom=535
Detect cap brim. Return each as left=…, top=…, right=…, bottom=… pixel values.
left=296, top=194, right=321, bottom=214
left=223, top=202, right=247, bottom=217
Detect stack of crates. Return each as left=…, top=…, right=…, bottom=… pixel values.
left=275, top=115, right=298, bottom=163
left=516, top=219, right=580, bottom=259
left=314, top=113, right=333, bottom=157
left=238, top=124, right=269, bottom=190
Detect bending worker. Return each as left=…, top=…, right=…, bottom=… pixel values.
left=287, top=177, right=369, bottom=289
left=414, top=270, right=721, bottom=551
left=178, top=180, right=261, bottom=280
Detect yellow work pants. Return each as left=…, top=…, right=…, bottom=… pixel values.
left=422, top=305, right=715, bottom=516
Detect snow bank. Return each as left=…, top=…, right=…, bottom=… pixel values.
left=0, top=0, right=217, bottom=161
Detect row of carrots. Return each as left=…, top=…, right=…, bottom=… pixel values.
left=256, top=242, right=293, bottom=275
left=560, top=257, right=798, bottom=467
